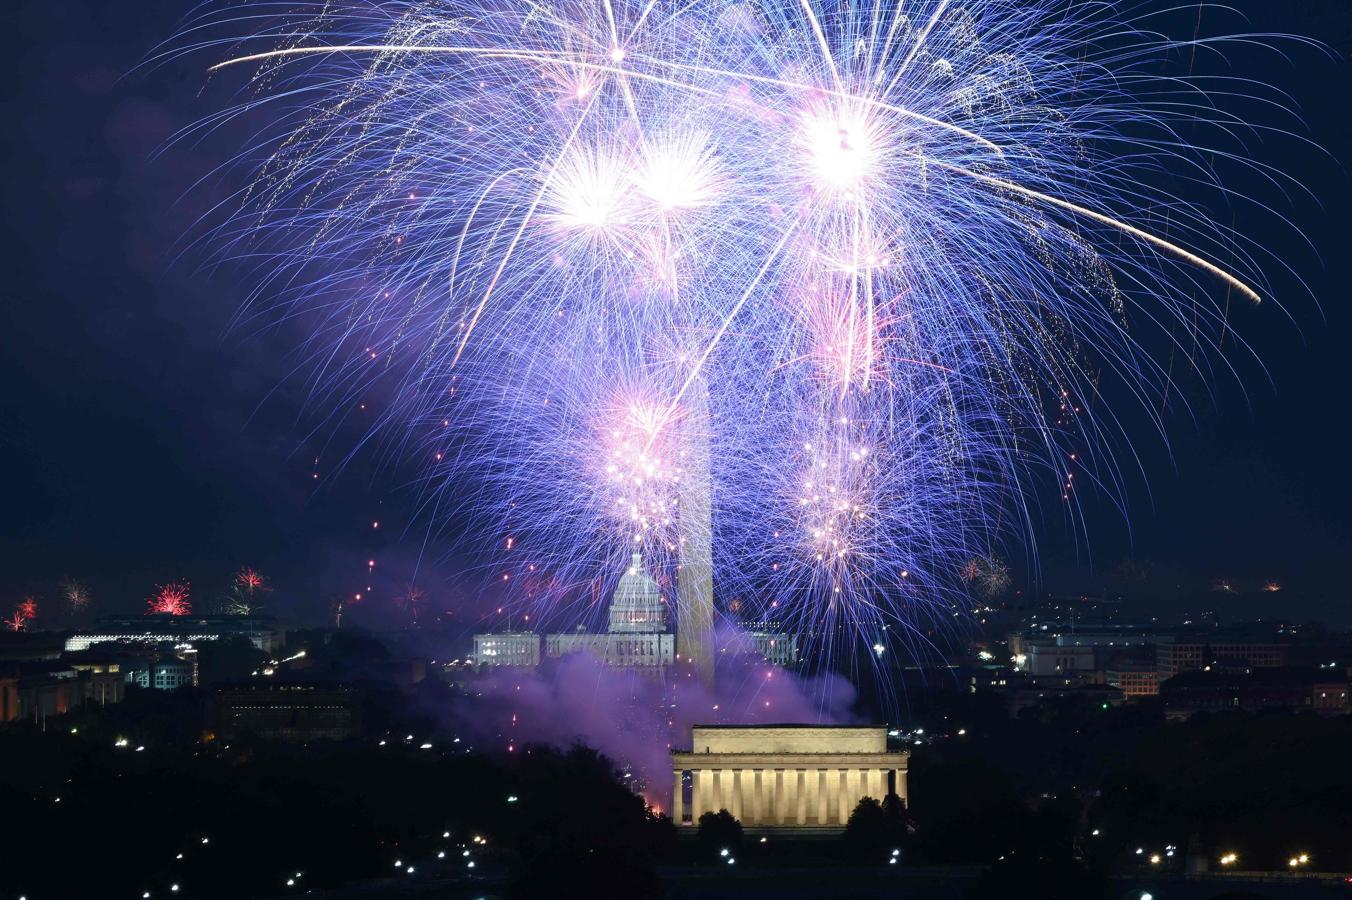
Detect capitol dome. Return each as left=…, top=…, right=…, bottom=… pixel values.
left=608, top=552, right=667, bottom=633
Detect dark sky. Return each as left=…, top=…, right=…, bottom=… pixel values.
left=1, top=1, right=1350, bottom=625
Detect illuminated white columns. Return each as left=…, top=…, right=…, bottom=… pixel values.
left=735, top=762, right=746, bottom=821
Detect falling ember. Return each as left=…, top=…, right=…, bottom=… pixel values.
left=147, top=582, right=192, bottom=616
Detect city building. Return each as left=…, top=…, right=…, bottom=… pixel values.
left=1155, top=635, right=1288, bottom=678
left=213, top=683, right=360, bottom=742
left=0, top=662, right=126, bottom=723
left=472, top=632, right=541, bottom=668
left=65, top=655, right=127, bottom=704
left=725, top=618, right=800, bottom=667
left=1160, top=667, right=1351, bottom=720
left=113, top=643, right=200, bottom=690
left=671, top=725, right=908, bottom=830
left=0, top=632, right=67, bottom=663
left=745, top=630, right=799, bottom=667
left=1105, top=660, right=1160, bottom=698
left=545, top=631, right=675, bottom=668
left=1006, top=681, right=1124, bottom=715
left=147, top=656, right=195, bottom=690
left=1024, top=640, right=1096, bottom=676
left=66, top=615, right=281, bottom=653
left=0, top=676, right=16, bottom=721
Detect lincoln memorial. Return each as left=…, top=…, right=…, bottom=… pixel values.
left=670, top=725, right=908, bottom=829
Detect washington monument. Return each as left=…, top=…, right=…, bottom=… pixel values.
left=676, top=374, right=715, bottom=684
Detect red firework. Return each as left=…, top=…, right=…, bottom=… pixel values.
left=395, top=584, right=426, bottom=626
left=147, top=582, right=192, bottom=616
left=235, top=567, right=267, bottom=594
left=5, top=597, right=37, bottom=631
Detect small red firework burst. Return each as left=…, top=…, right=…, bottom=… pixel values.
left=235, top=567, right=267, bottom=594
left=395, top=584, right=426, bottom=626
left=147, top=582, right=192, bottom=616
left=5, top=597, right=37, bottom=631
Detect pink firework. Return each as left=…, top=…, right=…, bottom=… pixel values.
left=147, top=582, right=192, bottom=616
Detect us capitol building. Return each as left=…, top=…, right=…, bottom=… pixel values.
left=472, top=552, right=674, bottom=672
left=472, top=552, right=798, bottom=672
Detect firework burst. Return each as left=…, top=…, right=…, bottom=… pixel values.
left=395, top=583, right=428, bottom=626
left=235, top=567, right=267, bottom=594
left=61, top=579, right=92, bottom=615
left=147, top=582, right=193, bottom=617
left=6, top=598, right=38, bottom=632
left=960, top=556, right=1012, bottom=601
left=165, top=0, right=1302, bottom=659
left=224, top=567, right=270, bottom=615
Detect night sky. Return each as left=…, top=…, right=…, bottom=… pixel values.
left=2, top=1, right=1351, bottom=626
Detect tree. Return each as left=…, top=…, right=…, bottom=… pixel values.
left=696, top=809, right=743, bottom=860
left=882, top=793, right=912, bottom=844
left=908, top=758, right=1032, bottom=864
left=844, top=794, right=909, bottom=862
left=508, top=744, right=674, bottom=899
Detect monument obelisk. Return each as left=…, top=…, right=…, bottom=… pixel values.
left=677, top=373, right=715, bottom=685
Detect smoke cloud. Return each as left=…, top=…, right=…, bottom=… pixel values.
left=443, top=627, right=859, bottom=808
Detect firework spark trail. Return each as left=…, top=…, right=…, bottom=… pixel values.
left=166, top=1, right=1300, bottom=661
